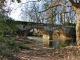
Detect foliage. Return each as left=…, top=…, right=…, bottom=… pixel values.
left=0, top=14, right=18, bottom=35
left=0, top=14, right=30, bottom=57
left=0, top=43, right=13, bottom=57
left=0, top=36, right=30, bottom=57
left=68, top=23, right=76, bottom=26
left=0, top=14, right=16, bottom=57
left=63, top=22, right=76, bottom=27
left=0, top=38, right=18, bottom=57
left=55, top=44, right=66, bottom=49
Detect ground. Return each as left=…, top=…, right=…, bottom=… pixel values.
left=0, top=37, right=80, bottom=60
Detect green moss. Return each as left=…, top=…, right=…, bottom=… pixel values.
left=55, top=44, right=66, bottom=49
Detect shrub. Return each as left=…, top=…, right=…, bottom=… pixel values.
left=55, top=44, right=66, bottom=49
left=0, top=14, right=30, bottom=57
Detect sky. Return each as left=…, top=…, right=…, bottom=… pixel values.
left=9, top=0, right=38, bottom=21
left=5, top=0, right=76, bottom=24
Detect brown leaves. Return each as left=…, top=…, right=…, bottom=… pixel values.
left=13, top=45, right=80, bottom=60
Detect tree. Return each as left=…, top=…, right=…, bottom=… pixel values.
left=47, top=0, right=80, bottom=45
left=0, top=0, right=22, bottom=37
left=69, top=0, right=80, bottom=45
left=1, top=0, right=80, bottom=45
left=42, top=0, right=76, bottom=25
left=45, top=0, right=56, bottom=24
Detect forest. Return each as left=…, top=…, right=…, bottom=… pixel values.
left=0, top=0, right=80, bottom=60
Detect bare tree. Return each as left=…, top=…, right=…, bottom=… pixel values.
left=43, top=0, right=80, bottom=45
left=42, top=0, right=76, bottom=25
left=69, top=0, right=80, bottom=45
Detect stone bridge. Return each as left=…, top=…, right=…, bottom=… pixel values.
left=29, top=27, right=75, bottom=46
left=17, top=23, right=75, bottom=47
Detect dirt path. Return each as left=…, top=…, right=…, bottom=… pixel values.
left=14, top=38, right=80, bottom=60
left=0, top=38, right=80, bottom=60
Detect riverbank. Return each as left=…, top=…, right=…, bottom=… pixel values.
left=0, top=37, right=80, bottom=60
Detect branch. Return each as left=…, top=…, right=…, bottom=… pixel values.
left=69, top=0, right=77, bottom=6
left=48, top=0, right=59, bottom=7
left=69, top=0, right=80, bottom=8
left=39, top=3, right=71, bottom=13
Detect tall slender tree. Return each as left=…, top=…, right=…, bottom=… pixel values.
left=69, top=0, right=80, bottom=45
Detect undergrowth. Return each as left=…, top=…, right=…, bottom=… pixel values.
left=0, top=14, right=30, bottom=58
left=55, top=44, right=66, bottom=49
left=0, top=36, right=30, bottom=58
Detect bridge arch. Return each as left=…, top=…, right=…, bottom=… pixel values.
left=33, top=27, right=50, bottom=46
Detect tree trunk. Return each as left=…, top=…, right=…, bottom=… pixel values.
left=76, top=9, right=80, bottom=45
left=69, top=0, right=80, bottom=45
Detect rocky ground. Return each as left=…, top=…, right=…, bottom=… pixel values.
left=0, top=37, right=80, bottom=60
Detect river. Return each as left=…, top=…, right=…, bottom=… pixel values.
left=27, top=36, right=60, bottom=47
left=27, top=36, right=43, bottom=45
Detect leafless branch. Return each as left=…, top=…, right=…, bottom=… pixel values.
left=39, top=3, right=72, bottom=13
left=69, top=0, right=76, bottom=6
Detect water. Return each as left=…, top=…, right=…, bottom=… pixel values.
left=52, top=40, right=60, bottom=47
left=27, top=36, right=60, bottom=47
left=27, top=36, right=43, bottom=45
